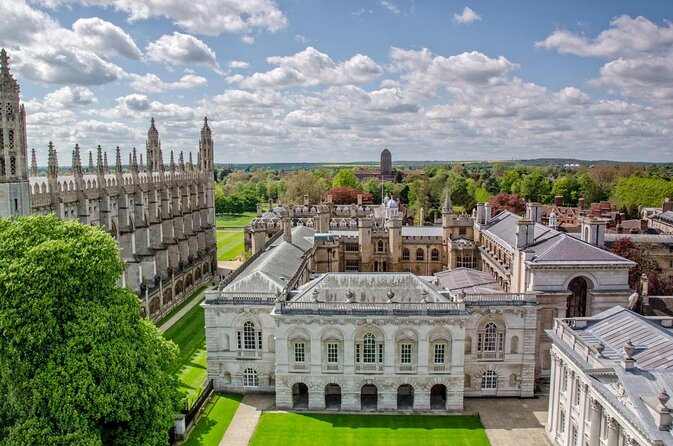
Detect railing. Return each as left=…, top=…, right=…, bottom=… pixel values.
left=184, top=379, right=214, bottom=426
left=278, top=301, right=464, bottom=316
left=207, top=292, right=277, bottom=305
left=476, top=351, right=505, bottom=360
left=355, top=363, right=384, bottom=373
left=458, top=293, right=536, bottom=306
left=236, top=349, right=263, bottom=359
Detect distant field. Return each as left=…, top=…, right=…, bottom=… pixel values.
left=216, top=212, right=256, bottom=227
left=250, top=413, right=490, bottom=446
left=217, top=230, right=244, bottom=261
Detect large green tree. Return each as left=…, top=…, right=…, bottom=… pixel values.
left=0, top=215, right=180, bottom=446
left=332, top=169, right=361, bottom=189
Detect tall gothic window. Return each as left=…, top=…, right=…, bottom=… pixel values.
left=416, top=248, right=424, bottom=261
left=402, top=248, right=410, bottom=261
left=431, top=249, right=440, bottom=262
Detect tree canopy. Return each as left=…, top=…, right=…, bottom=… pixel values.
left=0, top=215, right=180, bottom=446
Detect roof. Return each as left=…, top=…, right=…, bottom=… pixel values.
left=401, top=226, right=443, bottom=237
left=435, top=268, right=504, bottom=294
left=604, top=233, right=673, bottom=244
left=291, top=272, right=448, bottom=304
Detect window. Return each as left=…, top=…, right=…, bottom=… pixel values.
left=416, top=248, right=424, bottom=261
left=481, top=323, right=496, bottom=351
left=363, top=333, right=376, bottom=363
left=345, top=260, right=360, bottom=271
left=434, top=344, right=446, bottom=364
left=481, top=370, right=497, bottom=389
left=562, top=367, right=569, bottom=393
left=400, top=344, right=412, bottom=364
left=402, top=248, right=410, bottom=261
left=456, top=252, right=476, bottom=268
left=345, top=243, right=359, bottom=252
left=571, top=424, right=578, bottom=446
left=294, top=342, right=305, bottom=363
left=237, top=321, right=261, bottom=351
left=574, top=380, right=581, bottom=406
left=560, top=410, right=566, bottom=433
left=327, top=343, right=339, bottom=363
left=377, top=240, right=385, bottom=253
left=243, top=368, right=258, bottom=387
left=477, top=321, right=505, bottom=359
left=459, top=227, right=467, bottom=236
left=431, top=249, right=440, bottom=262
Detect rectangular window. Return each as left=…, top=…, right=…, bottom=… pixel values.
left=327, top=343, right=338, bottom=363
left=355, top=344, right=361, bottom=363
left=498, top=333, right=505, bottom=353
left=434, top=344, right=446, bottom=364
left=572, top=424, right=578, bottom=446
left=237, top=332, right=241, bottom=350
left=294, top=342, right=305, bottom=363
left=400, top=344, right=412, bottom=364
left=560, top=411, right=566, bottom=433
left=345, top=244, right=359, bottom=252
left=575, top=380, right=581, bottom=406
left=378, top=344, right=384, bottom=364
left=345, top=260, right=360, bottom=272
left=562, top=368, right=569, bottom=392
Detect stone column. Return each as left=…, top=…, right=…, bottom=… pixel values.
left=342, top=390, right=359, bottom=411
left=588, top=398, right=602, bottom=446
left=415, top=388, right=430, bottom=411
left=308, top=387, right=325, bottom=410
left=549, top=354, right=562, bottom=436
left=607, top=417, right=620, bottom=446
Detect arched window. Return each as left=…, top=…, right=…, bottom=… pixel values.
left=431, top=249, right=440, bottom=262
left=243, top=368, right=258, bottom=387
left=416, top=248, right=424, bottom=261
left=355, top=331, right=383, bottom=371
left=377, top=240, right=385, bottom=253
left=477, top=321, right=505, bottom=359
left=363, top=333, right=376, bottom=363
left=237, top=321, right=261, bottom=351
left=482, top=370, right=497, bottom=390
left=402, top=248, right=410, bottom=261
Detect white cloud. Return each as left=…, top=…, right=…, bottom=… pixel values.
left=591, top=54, right=673, bottom=102
left=231, top=47, right=383, bottom=89
left=129, top=72, right=208, bottom=93
left=71, top=17, right=142, bottom=60
left=147, top=32, right=218, bottom=68
left=44, top=86, right=97, bottom=106
left=536, top=15, right=673, bottom=58
left=117, top=94, right=150, bottom=111
left=379, top=0, right=400, bottom=15
left=228, top=60, right=250, bottom=69
left=295, top=34, right=308, bottom=44
left=241, top=35, right=255, bottom=44
left=33, top=0, right=288, bottom=36
left=453, top=7, right=481, bottom=24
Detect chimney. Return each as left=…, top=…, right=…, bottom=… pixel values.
left=621, top=339, right=635, bottom=371
left=580, top=217, right=606, bottom=248
left=303, top=194, right=309, bottom=206
left=526, top=203, right=543, bottom=224
left=357, top=194, right=363, bottom=206
left=578, top=198, right=585, bottom=210
left=327, top=194, right=333, bottom=204
left=419, top=207, right=425, bottom=225
left=641, top=274, right=650, bottom=308
left=484, top=202, right=492, bottom=224
left=516, top=219, right=535, bottom=248
left=476, top=203, right=485, bottom=225
left=268, top=198, right=273, bottom=211
left=640, top=219, right=648, bottom=232
left=663, top=198, right=672, bottom=213
left=554, top=195, right=564, bottom=206
left=282, top=216, right=292, bottom=243
left=656, top=389, right=672, bottom=430
left=256, top=203, right=263, bottom=217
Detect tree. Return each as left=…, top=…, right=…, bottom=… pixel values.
left=332, top=169, right=361, bottom=189
left=611, top=237, right=660, bottom=291
left=551, top=175, right=581, bottom=206
left=0, top=215, right=180, bottom=446
left=327, top=187, right=373, bottom=205
left=488, top=193, right=526, bottom=216
left=282, top=171, right=329, bottom=204
left=612, top=176, right=673, bottom=208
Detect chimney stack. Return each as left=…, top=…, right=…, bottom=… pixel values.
left=554, top=195, right=564, bottom=206
left=282, top=216, right=292, bottom=243
left=663, top=198, right=672, bottom=213
left=484, top=202, right=492, bottom=225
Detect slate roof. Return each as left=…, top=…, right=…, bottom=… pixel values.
left=401, top=226, right=443, bottom=237
left=435, top=268, right=504, bottom=294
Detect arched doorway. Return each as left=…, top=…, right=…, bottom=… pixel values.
left=430, top=384, right=447, bottom=410
left=325, top=384, right=341, bottom=410
left=361, top=384, right=378, bottom=411
left=567, top=277, right=588, bottom=317
left=292, top=383, right=308, bottom=409
left=397, top=384, right=414, bottom=410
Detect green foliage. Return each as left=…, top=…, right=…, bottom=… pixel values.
left=612, top=176, right=673, bottom=207
left=0, top=215, right=180, bottom=446
left=551, top=175, right=581, bottom=206
left=332, top=169, right=361, bottom=189
left=282, top=171, right=329, bottom=204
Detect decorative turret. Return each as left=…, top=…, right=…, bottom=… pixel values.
left=169, top=150, right=176, bottom=172
left=199, top=117, right=213, bottom=173
left=96, top=145, right=104, bottom=176
left=103, top=151, right=109, bottom=173
left=178, top=151, right=185, bottom=172
left=130, top=147, right=138, bottom=174
left=47, top=142, right=58, bottom=178
left=87, top=150, right=94, bottom=174
left=139, top=153, right=144, bottom=172
left=188, top=152, right=194, bottom=171
left=30, top=148, right=37, bottom=176
left=115, top=146, right=122, bottom=174
left=146, top=117, right=161, bottom=173
left=72, top=144, right=83, bottom=177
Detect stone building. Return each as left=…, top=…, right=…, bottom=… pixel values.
left=0, top=49, right=217, bottom=321
left=546, top=307, right=673, bottom=446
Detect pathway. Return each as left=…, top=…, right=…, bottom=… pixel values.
left=463, top=389, right=551, bottom=446
left=158, top=291, right=206, bottom=333
left=219, top=393, right=275, bottom=446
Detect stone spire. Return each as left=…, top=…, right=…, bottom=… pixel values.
left=72, top=144, right=83, bottom=177
left=139, top=153, right=144, bottom=172
left=115, top=146, right=122, bottom=174
left=0, top=48, right=18, bottom=93
left=443, top=192, right=453, bottom=214
left=96, top=145, right=104, bottom=175
left=103, top=152, right=109, bottom=173
left=188, top=151, right=194, bottom=171
left=199, top=116, right=214, bottom=172
left=87, top=150, right=94, bottom=174
left=47, top=142, right=58, bottom=178
left=130, top=147, right=138, bottom=174
left=169, top=150, right=175, bottom=172
left=146, top=117, right=161, bottom=173
left=178, top=151, right=185, bottom=172
left=30, top=148, right=37, bottom=176
left=158, top=148, right=165, bottom=173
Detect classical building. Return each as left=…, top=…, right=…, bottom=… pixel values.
left=546, top=306, right=673, bottom=446
left=0, top=49, right=217, bottom=321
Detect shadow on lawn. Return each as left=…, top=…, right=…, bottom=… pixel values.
left=295, top=413, right=486, bottom=431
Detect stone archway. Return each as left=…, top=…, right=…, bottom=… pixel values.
left=292, top=383, right=308, bottom=409
left=430, top=384, right=447, bottom=410
left=325, top=384, right=341, bottom=410
left=567, top=276, right=589, bottom=317
left=397, top=384, right=414, bottom=410
left=361, top=384, right=378, bottom=411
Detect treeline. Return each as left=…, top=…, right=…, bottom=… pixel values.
left=213, top=163, right=673, bottom=220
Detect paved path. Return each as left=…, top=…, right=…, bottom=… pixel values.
left=158, top=291, right=205, bottom=333
left=464, top=390, right=551, bottom=446
left=219, top=394, right=275, bottom=446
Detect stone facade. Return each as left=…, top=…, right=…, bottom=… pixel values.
left=0, top=50, right=217, bottom=321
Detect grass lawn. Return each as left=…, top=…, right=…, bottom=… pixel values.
left=156, top=285, right=206, bottom=329
left=217, top=230, right=244, bottom=261
left=250, top=413, right=490, bottom=446
left=182, top=393, right=243, bottom=446
left=216, top=212, right=256, bottom=227
left=162, top=298, right=208, bottom=408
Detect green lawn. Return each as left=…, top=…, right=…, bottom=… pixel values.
left=156, top=286, right=206, bottom=329
left=250, top=413, right=490, bottom=446
left=162, top=298, right=208, bottom=408
left=217, top=230, right=244, bottom=261
left=216, top=212, right=256, bottom=227
left=182, top=393, right=243, bottom=446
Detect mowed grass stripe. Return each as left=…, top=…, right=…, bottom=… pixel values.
left=217, top=230, right=244, bottom=261
left=216, top=212, right=256, bottom=227
left=182, top=393, right=243, bottom=446
left=250, top=413, right=490, bottom=446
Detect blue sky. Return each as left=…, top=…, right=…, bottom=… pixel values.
left=2, top=0, right=673, bottom=164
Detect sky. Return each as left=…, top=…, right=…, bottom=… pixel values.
left=2, top=0, right=673, bottom=165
